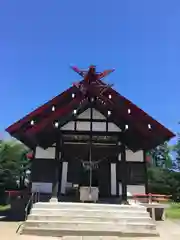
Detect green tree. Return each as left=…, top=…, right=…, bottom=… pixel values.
left=0, top=139, right=30, bottom=191
left=18, top=150, right=31, bottom=189
left=148, top=167, right=180, bottom=200
left=173, top=132, right=180, bottom=170
left=150, top=142, right=172, bottom=168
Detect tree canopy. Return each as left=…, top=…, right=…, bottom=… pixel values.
left=149, top=142, right=172, bottom=168
left=0, top=139, right=30, bottom=192
left=146, top=124, right=180, bottom=200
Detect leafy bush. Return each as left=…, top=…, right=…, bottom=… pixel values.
left=148, top=167, right=180, bottom=201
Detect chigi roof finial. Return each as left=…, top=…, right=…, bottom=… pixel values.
left=70, top=65, right=115, bottom=83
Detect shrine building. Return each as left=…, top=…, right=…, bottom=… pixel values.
left=6, top=65, right=175, bottom=203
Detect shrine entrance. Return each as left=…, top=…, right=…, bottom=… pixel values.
left=59, top=133, right=118, bottom=200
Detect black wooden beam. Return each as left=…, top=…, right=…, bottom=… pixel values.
left=63, top=140, right=120, bottom=145
left=51, top=130, right=61, bottom=199
left=143, top=150, right=149, bottom=194
left=121, top=133, right=128, bottom=204
left=89, top=100, right=93, bottom=188
left=60, top=130, right=121, bottom=137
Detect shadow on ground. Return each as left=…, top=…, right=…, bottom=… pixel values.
left=0, top=209, right=25, bottom=222
left=0, top=196, right=29, bottom=222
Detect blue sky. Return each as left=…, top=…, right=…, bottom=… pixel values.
left=0, top=0, right=179, bottom=141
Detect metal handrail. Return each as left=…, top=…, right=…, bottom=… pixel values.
left=16, top=191, right=40, bottom=234
left=25, top=191, right=40, bottom=220
left=25, top=192, right=35, bottom=220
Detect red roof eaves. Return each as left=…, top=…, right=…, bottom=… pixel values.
left=99, top=93, right=156, bottom=141
left=107, top=87, right=175, bottom=139
left=25, top=96, right=82, bottom=136
left=6, top=86, right=74, bottom=134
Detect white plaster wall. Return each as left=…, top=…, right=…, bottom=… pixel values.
left=78, top=109, right=91, bottom=119
left=60, top=162, right=68, bottom=194
left=59, top=108, right=122, bottom=133
left=61, top=121, right=75, bottom=130
left=92, top=108, right=106, bottom=120
left=77, top=108, right=106, bottom=120
left=32, top=182, right=52, bottom=193
left=108, top=122, right=121, bottom=132
left=92, top=122, right=106, bottom=131
left=119, top=150, right=144, bottom=162
left=35, top=147, right=55, bottom=159
left=126, top=150, right=143, bottom=162
left=61, top=120, right=121, bottom=132
left=118, top=183, right=145, bottom=196
left=127, top=185, right=145, bottom=195
left=76, top=121, right=91, bottom=131
left=111, top=163, right=117, bottom=195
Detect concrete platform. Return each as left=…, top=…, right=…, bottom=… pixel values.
left=1, top=220, right=180, bottom=239
left=20, top=202, right=159, bottom=237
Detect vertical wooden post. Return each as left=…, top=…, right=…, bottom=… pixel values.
left=143, top=150, right=149, bottom=194
left=121, top=143, right=128, bottom=204
left=89, top=101, right=93, bottom=192
left=51, top=130, right=61, bottom=201
left=29, top=147, right=36, bottom=194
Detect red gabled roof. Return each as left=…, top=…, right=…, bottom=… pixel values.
left=6, top=85, right=74, bottom=134
left=6, top=67, right=175, bottom=150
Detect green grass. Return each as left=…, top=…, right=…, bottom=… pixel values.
left=165, top=202, right=180, bottom=219
left=0, top=205, right=10, bottom=211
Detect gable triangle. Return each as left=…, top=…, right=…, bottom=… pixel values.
left=77, top=108, right=106, bottom=120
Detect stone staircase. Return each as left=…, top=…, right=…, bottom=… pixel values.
left=20, top=202, right=159, bottom=237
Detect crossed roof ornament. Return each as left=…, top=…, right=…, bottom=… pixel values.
left=71, top=65, right=114, bottom=96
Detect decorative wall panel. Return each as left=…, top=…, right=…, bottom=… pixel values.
left=108, top=122, right=121, bottom=132
left=92, top=122, right=106, bottom=131
left=35, top=147, right=55, bottom=159
left=76, top=121, right=91, bottom=131
left=110, top=163, right=117, bottom=195
left=61, top=121, right=75, bottom=131
left=32, top=182, right=52, bottom=193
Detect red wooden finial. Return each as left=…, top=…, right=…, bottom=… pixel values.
left=71, top=65, right=115, bottom=81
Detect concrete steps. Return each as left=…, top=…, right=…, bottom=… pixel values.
left=22, top=224, right=157, bottom=237
left=33, top=202, right=146, bottom=211
left=31, top=208, right=148, bottom=218
left=21, top=202, right=159, bottom=237
left=22, top=229, right=158, bottom=238
left=28, top=214, right=152, bottom=223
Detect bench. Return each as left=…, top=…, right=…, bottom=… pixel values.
left=132, top=193, right=171, bottom=221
